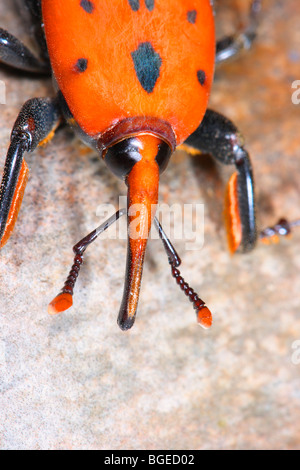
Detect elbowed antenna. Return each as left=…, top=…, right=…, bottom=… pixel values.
left=153, top=218, right=212, bottom=329
left=48, top=209, right=127, bottom=315
left=48, top=208, right=212, bottom=329
left=48, top=133, right=213, bottom=330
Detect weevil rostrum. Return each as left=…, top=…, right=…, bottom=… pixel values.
left=0, top=0, right=298, bottom=330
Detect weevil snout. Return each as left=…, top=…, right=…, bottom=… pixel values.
left=104, top=134, right=172, bottom=329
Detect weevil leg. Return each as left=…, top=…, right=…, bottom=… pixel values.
left=0, top=96, right=61, bottom=247
left=0, top=28, right=50, bottom=74
left=183, top=108, right=257, bottom=253
left=260, top=218, right=300, bottom=245
left=17, top=0, right=49, bottom=64
left=216, top=0, right=262, bottom=64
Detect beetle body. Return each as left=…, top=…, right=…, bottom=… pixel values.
left=43, top=0, right=215, bottom=148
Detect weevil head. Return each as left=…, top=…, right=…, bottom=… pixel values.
left=102, top=132, right=172, bottom=329
left=103, top=133, right=172, bottom=181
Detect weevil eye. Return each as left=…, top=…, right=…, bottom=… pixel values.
left=104, top=138, right=142, bottom=179
left=104, top=136, right=171, bottom=180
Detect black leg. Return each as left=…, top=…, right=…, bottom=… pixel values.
left=0, top=96, right=61, bottom=246
left=21, top=0, right=42, bottom=22
left=216, top=0, right=262, bottom=64
left=184, top=109, right=257, bottom=253
left=0, top=28, right=50, bottom=73
left=19, top=0, right=49, bottom=64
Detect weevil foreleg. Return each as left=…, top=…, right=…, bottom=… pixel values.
left=216, top=0, right=262, bottom=64
left=183, top=108, right=300, bottom=252
left=183, top=108, right=257, bottom=253
left=0, top=28, right=49, bottom=74
left=0, top=96, right=61, bottom=247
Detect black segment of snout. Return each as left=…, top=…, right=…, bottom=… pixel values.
left=104, top=136, right=172, bottom=180
left=104, top=138, right=142, bottom=180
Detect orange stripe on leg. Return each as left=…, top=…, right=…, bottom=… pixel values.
left=0, top=159, right=29, bottom=248
left=224, top=172, right=242, bottom=254
left=177, top=144, right=202, bottom=157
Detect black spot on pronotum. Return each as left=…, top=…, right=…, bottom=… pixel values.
left=197, top=70, right=206, bottom=86
left=128, top=0, right=154, bottom=12
left=187, top=10, right=197, bottom=24
left=131, top=42, right=162, bottom=93
left=128, top=0, right=140, bottom=11
left=145, top=0, right=155, bottom=11
left=74, top=58, right=88, bottom=73
left=80, top=0, right=94, bottom=13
